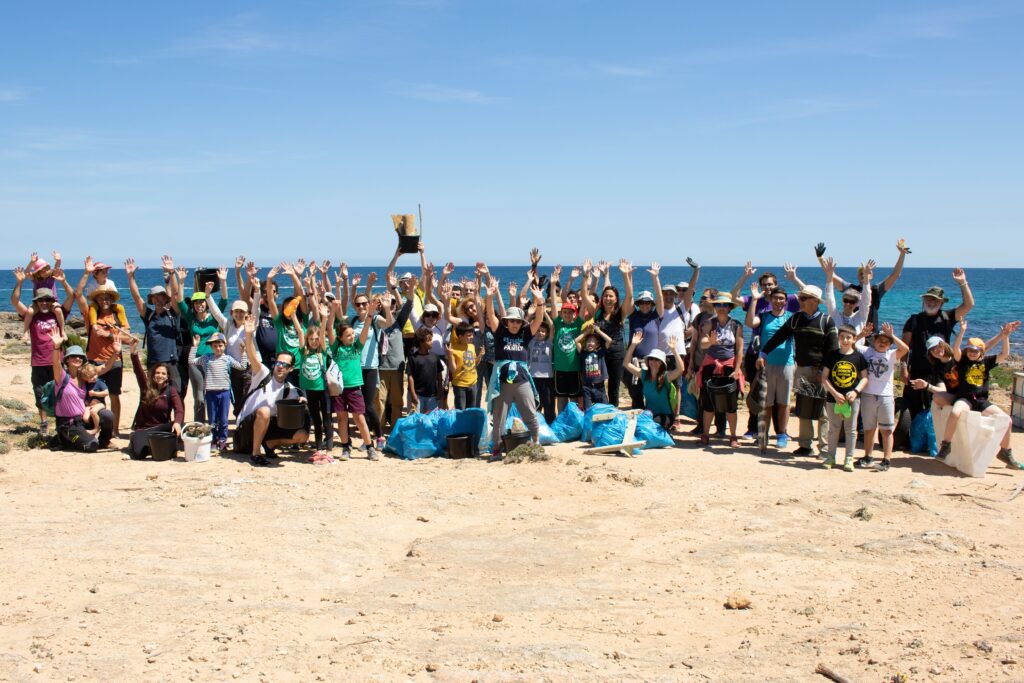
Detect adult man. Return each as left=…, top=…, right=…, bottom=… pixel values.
left=235, top=314, right=309, bottom=467
left=817, top=239, right=910, bottom=329
left=125, top=257, right=182, bottom=392
left=759, top=284, right=838, bottom=455
left=748, top=283, right=795, bottom=449
left=654, top=259, right=699, bottom=425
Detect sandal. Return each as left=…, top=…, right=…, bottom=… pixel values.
left=699, top=435, right=710, bottom=447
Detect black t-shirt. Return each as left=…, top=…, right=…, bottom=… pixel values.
left=594, top=312, right=625, bottom=355
left=823, top=349, right=867, bottom=402
left=581, top=347, right=608, bottom=385
left=955, top=354, right=997, bottom=402
left=927, top=357, right=960, bottom=392
left=904, top=309, right=958, bottom=375
left=495, top=322, right=534, bottom=383
left=406, top=352, right=440, bottom=397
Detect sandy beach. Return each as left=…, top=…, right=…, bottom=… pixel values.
left=1, top=350, right=1023, bottom=683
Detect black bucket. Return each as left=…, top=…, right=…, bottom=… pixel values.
left=398, top=234, right=421, bottom=254
left=148, top=432, right=179, bottom=461
left=193, top=268, right=219, bottom=295
left=795, top=393, right=826, bottom=420
left=501, top=430, right=532, bottom=454
left=706, top=376, right=738, bottom=413
left=276, top=398, right=308, bottom=430
left=447, top=434, right=475, bottom=459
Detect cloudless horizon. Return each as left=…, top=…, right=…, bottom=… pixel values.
left=2, top=1, right=1022, bottom=267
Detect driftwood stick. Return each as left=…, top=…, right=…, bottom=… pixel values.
left=815, top=663, right=854, bottom=683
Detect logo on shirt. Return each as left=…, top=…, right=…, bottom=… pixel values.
left=831, top=360, right=858, bottom=389
left=866, top=354, right=890, bottom=379
left=964, top=362, right=986, bottom=388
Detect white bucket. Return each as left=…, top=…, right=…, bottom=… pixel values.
left=182, top=423, right=213, bottom=462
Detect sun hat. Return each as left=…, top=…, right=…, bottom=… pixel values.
left=64, top=345, right=86, bottom=360
left=28, top=258, right=50, bottom=275
left=190, top=292, right=207, bottom=302
left=422, top=303, right=440, bottom=314
left=966, top=337, right=986, bottom=351
left=32, top=288, right=55, bottom=302
left=88, top=282, right=120, bottom=303
left=675, top=282, right=690, bottom=291
left=92, top=262, right=112, bottom=272
left=230, top=300, right=248, bottom=313
left=502, top=307, right=526, bottom=321
left=798, top=285, right=823, bottom=301
left=398, top=272, right=414, bottom=282
left=921, top=286, right=949, bottom=303
left=645, top=349, right=667, bottom=365
left=208, top=332, right=226, bottom=344
left=710, top=293, right=736, bottom=308
left=147, top=285, right=168, bottom=303
left=925, top=336, right=944, bottom=351
left=635, top=290, right=655, bottom=303
left=661, top=283, right=677, bottom=292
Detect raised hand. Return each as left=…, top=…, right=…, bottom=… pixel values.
left=952, top=267, right=967, bottom=285
left=176, top=266, right=188, bottom=282
left=12, top=266, right=25, bottom=282
left=861, top=322, right=875, bottom=338
left=339, top=263, right=349, bottom=281
left=386, top=271, right=398, bottom=289
left=475, top=262, right=489, bottom=277
left=52, top=268, right=66, bottom=283
left=821, top=256, right=836, bottom=277
left=630, top=330, right=643, bottom=346
left=52, top=250, right=61, bottom=263
left=124, top=258, right=137, bottom=276
left=897, top=238, right=911, bottom=255
left=750, top=282, right=762, bottom=299
left=351, top=273, right=363, bottom=288
left=783, top=262, right=798, bottom=279
left=686, top=256, right=699, bottom=269
left=440, top=281, right=453, bottom=300
left=881, top=322, right=895, bottom=339
left=295, top=258, right=307, bottom=275
left=217, top=266, right=228, bottom=280
left=235, top=255, right=245, bottom=269
left=530, top=247, right=541, bottom=267
left=366, top=271, right=378, bottom=287
left=618, top=259, right=634, bottom=275
left=320, top=260, right=331, bottom=274
left=1003, top=321, right=1021, bottom=336
left=84, top=256, right=95, bottom=273
left=570, top=266, right=581, bottom=279
left=667, top=336, right=677, bottom=353
left=551, top=265, right=562, bottom=282
left=814, top=242, right=826, bottom=258
left=743, top=261, right=756, bottom=278
left=243, top=314, right=257, bottom=335
left=381, top=291, right=393, bottom=308
left=204, top=280, right=216, bottom=295
left=486, top=278, right=499, bottom=296
left=860, top=261, right=874, bottom=282
left=161, top=255, right=174, bottom=272
left=47, top=328, right=64, bottom=346
left=443, top=262, right=455, bottom=277
left=530, top=285, right=543, bottom=303
left=582, top=259, right=592, bottom=275
left=647, top=261, right=661, bottom=277
left=267, top=264, right=281, bottom=279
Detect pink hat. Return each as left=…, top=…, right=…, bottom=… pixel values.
left=28, top=259, right=50, bottom=275
left=92, top=262, right=112, bottom=272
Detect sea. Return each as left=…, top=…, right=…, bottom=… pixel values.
left=4, top=266, right=1022, bottom=353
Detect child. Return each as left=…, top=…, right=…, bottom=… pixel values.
left=77, top=363, right=109, bottom=436
left=326, top=304, right=377, bottom=461
left=576, top=327, right=612, bottom=410
left=552, top=300, right=584, bottom=414
left=21, top=252, right=66, bottom=343
left=821, top=324, right=869, bottom=471
left=447, top=322, right=482, bottom=410
left=85, top=257, right=131, bottom=335
left=937, top=321, right=1021, bottom=468
left=857, top=322, right=910, bottom=471
left=528, top=317, right=555, bottom=424
left=409, top=327, right=442, bottom=413
left=293, top=321, right=334, bottom=461
left=624, top=331, right=684, bottom=430
left=188, top=332, right=243, bottom=450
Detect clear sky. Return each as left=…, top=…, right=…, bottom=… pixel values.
left=1, top=1, right=1022, bottom=267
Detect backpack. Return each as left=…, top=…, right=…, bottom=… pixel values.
left=40, top=373, right=71, bottom=418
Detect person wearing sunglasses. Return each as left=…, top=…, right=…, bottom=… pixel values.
left=760, top=284, right=839, bottom=456
left=816, top=239, right=910, bottom=329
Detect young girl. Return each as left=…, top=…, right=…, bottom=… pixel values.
left=188, top=332, right=243, bottom=450
left=575, top=327, right=613, bottom=410
left=696, top=294, right=744, bottom=447
left=447, top=322, right=483, bottom=409
left=293, top=321, right=334, bottom=461
left=527, top=318, right=555, bottom=423
left=409, top=327, right=442, bottom=413
left=21, top=252, right=65, bottom=343
left=326, top=302, right=377, bottom=461
left=625, top=331, right=684, bottom=431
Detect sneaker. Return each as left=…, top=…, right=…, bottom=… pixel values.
left=367, top=448, right=380, bottom=462
left=937, top=441, right=951, bottom=460
left=856, top=455, right=874, bottom=468
left=339, top=446, right=351, bottom=461
left=843, top=458, right=854, bottom=472
left=793, top=446, right=814, bottom=456
left=822, top=457, right=834, bottom=470
left=38, top=420, right=49, bottom=436
left=877, top=458, right=891, bottom=472
left=997, top=448, right=1023, bottom=470
left=250, top=454, right=270, bottom=467
left=742, top=431, right=756, bottom=441
left=775, top=434, right=789, bottom=449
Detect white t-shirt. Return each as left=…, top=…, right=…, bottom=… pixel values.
left=238, top=365, right=292, bottom=421
left=862, top=346, right=897, bottom=397
left=658, top=303, right=697, bottom=355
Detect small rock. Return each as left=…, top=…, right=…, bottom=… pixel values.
left=83, top=606, right=99, bottom=614
left=1002, top=657, right=1018, bottom=665
left=425, top=663, right=437, bottom=672
left=974, top=640, right=993, bottom=653
left=416, top=516, right=429, bottom=523
left=909, top=478, right=930, bottom=489
left=656, top=630, right=666, bottom=636
left=33, top=663, right=43, bottom=673
left=852, top=506, right=874, bottom=521
left=492, top=614, right=504, bottom=622
left=908, top=638, right=924, bottom=649
left=724, top=594, right=752, bottom=610
left=146, top=474, right=159, bottom=481
left=345, top=619, right=356, bottom=625
left=88, top=586, right=98, bottom=594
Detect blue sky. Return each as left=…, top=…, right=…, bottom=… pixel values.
left=1, top=1, right=1022, bottom=267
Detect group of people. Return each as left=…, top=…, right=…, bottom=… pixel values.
left=11, top=241, right=1021, bottom=473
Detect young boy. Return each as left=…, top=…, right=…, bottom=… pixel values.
left=821, top=324, right=868, bottom=471
left=447, top=322, right=482, bottom=410
left=78, top=363, right=109, bottom=436
left=528, top=317, right=555, bottom=424
left=408, top=327, right=441, bottom=413
left=551, top=296, right=584, bottom=414
left=857, top=322, right=910, bottom=471
left=575, top=327, right=612, bottom=410
left=189, top=332, right=244, bottom=450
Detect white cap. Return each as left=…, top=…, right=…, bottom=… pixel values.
left=645, top=349, right=667, bottom=365
left=798, top=285, right=823, bottom=301
left=399, top=272, right=414, bottom=281
left=635, top=290, right=655, bottom=303
left=422, top=303, right=440, bottom=314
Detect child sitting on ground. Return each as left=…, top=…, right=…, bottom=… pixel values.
left=575, top=326, right=612, bottom=410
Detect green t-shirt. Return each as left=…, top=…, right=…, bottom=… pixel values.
left=274, top=313, right=305, bottom=359
left=553, top=316, right=584, bottom=372
left=177, top=300, right=224, bottom=356
left=294, top=349, right=327, bottom=391
left=330, top=339, right=365, bottom=389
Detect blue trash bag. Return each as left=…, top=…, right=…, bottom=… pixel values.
left=582, top=403, right=618, bottom=442
left=451, top=408, right=486, bottom=442
left=909, top=411, right=938, bottom=456
left=591, top=412, right=630, bottom=449
left=681, top=381, right=699, bottom=420
left=635, top=411, right=675, bottom=449
left=503, top=403, right=558, bottom=445
left=432, top=409, right=458, bottom=453
left=393, top=413, right=440, bottom=460
left=550, top=402, right=584, bottom=442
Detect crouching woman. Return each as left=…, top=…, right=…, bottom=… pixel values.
left=47, top=331, right=116, bottom=452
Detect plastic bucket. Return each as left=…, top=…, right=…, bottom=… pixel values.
left=148, top=432, right=178, bottom=461
left=706, top=376, right=738, bottom=413
left=795, top=393, right=826, bottom=420
left=501, top=430, right=532, bottom=454
left=276, top=398, right=307, bottom=430
left=182, top=434, right=212, bottom=462
left=398, top=234, right=421, bottom=254
left=446, top=434, right=475, bottom=459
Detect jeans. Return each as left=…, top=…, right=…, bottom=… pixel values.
left=416, top=395, right=439, bottom=413
left=534, top=377, right=555, bottom=424
left=205, top=389, right=231, bottom=443
left=453, top=385, right=478, bottom=410
left=582, top=383, right=608, bottom=412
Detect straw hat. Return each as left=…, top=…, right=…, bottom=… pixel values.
left=32, top=288, right=55, bottom=302
left=798, top=285, right=823, bottom=301
left=710, top=293, right=736, bottom=308
left=88, top=282, right=120, bottom=303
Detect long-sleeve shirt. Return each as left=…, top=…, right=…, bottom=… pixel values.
left=189, top=347, right=243, bottom=391
left=131, top=353, right=184, bottom=428
left=760, top=310, right=838, bottom=368
left=208, top=304, right=249, bottom=366
left=825, top=280, right=871, bottom=348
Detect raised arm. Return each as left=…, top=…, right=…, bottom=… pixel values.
left=484, top=279, right=499, bottom=333
left=856, top=263, right=873, bottom=328
left=548, top=264, right=562, bottom=314
left=822, top=257, right=839, bottom=322
left=623, top=330, right=643, bottom=377
left=783, top=262, right=805, bottom=291
left=48, top=329, right=66, bottom=385
left=951, top=268, right=974, bottom=320
left=730, top=261, right=756, bottom=300
left=580, top=260, right=597, bottom=319
left=528, top=286, right=545, bottom=336
left=10, top=267, right=29, bottom=317
left=619, top=259, right=635, bottom=317
left=649, top=262, right=664, bottom=317
left=684, top=257, right=700, bottom=308
left=995, top=321, right=1020, bottom=364
left=745, top=283, right=762, bottom=331
left=882, top=239, right=911, bottom=292
left=124, top=258, right=147, bottom=318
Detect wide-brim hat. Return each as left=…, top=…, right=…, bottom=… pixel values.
left=675, top=282, right=690, bottom=291
left=32, top=288, right=56, bottom=302
left=502, top=307, right=526, bottom=322
left=710, top=293, right=736, bottom=308
left=29, top=259, right=50, bottom=275
left=645, top=349, right=667, bottom=365
left=921, top=286, right=949, bottom=303
left=798, top=285, right=823, bottom=301
left=422, top=303, right=440, bottom=314
left=89, top=282, right=120, bottom=303
left=92, top=262, right=112, bottom=272
left=147, top=285, right=168, bottom=303
left=635, top=290, right=655, bottom=303
left=64, top=345, right=86, bottom=360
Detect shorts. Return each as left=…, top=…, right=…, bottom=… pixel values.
left=31, top=365, right=54, bottom=409
left=332, top=387, right=366, bottom=414
left=763, top=364, right=794, bottom=408
left=956, top=396, right=993, bottom=413
left=95, top=361, right=124, bottom=395
left=860, top=393, right=895, bottom=430
left=554, top=370, right=582, bottom=397
left=233, top=412, right=308, bottom=453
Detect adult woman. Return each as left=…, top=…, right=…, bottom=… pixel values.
left=125, top=257, right=182, bottom=392
left=127, top=338, right=185, bottom=459
left=172, top=266, right=225, bottom=422
left=84, top=282, right=132, bottom=438
left=697, top=293, right=744, bottom=448
left=47, top=332, right=116, bottom=452
left=580, top=258, right=634, bottom=408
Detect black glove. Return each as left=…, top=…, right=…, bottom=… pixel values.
left=814, top=242, right=826, bottom=258
left=686, top=257, right=699, bottom=269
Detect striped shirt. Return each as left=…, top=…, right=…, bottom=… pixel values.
left=189, top=348, right=243, bottom=391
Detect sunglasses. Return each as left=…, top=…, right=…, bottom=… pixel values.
left=713, top=303, right=731, bottom=308
left=273, top=361, right=293, bottom=369
left=842, top=298, right=858, bottom=304
left=354, top=301, right=369, bottom=307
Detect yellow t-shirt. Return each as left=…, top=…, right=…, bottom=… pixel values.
left=449, top=339, right=477, bottom=388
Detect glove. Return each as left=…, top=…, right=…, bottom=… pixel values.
left=814, top=242, right=826, bottom=258
left=686, top=257, right=699, bottom=269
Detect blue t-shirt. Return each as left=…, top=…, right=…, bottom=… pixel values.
left=628, top=310, right=660, bottom=358
left=142, top=308, right=179, bottom=364
left=641, top=370, right=674, bottom=416
left=351, top=315, right=383, bottom=370
left=760, top=310, right=795, bottom=366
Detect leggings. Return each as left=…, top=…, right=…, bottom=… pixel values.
left=306, top=389, right=334, bottom=450
left=605, top=350, right=625, bottom=409
left=360, top=368, right=381, bottom=438
left=476, top=361, right=493, bottom=408
left=490, top=380, right=540, bottom=452
left=188, top=360, right=206, bottom=422
left=534, top=377, right=555, bottom=424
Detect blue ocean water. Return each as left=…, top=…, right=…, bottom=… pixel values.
left=4, top=266, right=1022, bottom=353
